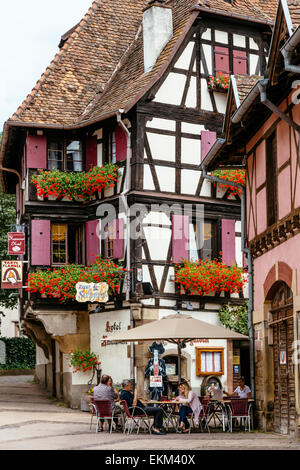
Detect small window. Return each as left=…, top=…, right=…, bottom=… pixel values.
left=51, top=223, right=84, bottom=265
left=189, top=220, right=216, bottom=262
left=196, top=348, right=224, bottom=376
left=47, top=139, right=83, bottom=172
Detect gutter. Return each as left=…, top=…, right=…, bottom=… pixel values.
left=200, top=160, right=255, bottom=400
left=281, top=25, right=300, bottom=74
left=116, top=110, right=134, bottom=380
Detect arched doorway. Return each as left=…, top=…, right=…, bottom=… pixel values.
left=269, top=281, right=296, bottom=434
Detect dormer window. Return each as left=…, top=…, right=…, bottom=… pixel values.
left=48, top=139, right=83, bottom=172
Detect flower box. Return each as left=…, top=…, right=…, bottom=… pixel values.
left=211, top=168, right=246, bottom=196
left=208, top=73, right=229, bottom=92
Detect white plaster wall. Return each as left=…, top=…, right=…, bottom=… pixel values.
left=185, top=76, right=197, bottom=108
left=215, top=30, right=228, bottom=44
left=249, top=54, right=259, bottom=75
left=154, top=73, right=186, bottom=105
left=201, top=28, right=211, bottom=41
left=147, top=117, right=175, bottom=131
left=143, top=225, right=171, bottom=260
left=181, top=169, right=200, bottom=195
left=214, top=91, right=228, bottom=114
left=156, top=166, right=175, bottom=192
left=36, top=345, right=49, bottom=366
left=249, top=38, right=259, bottom=50
left=143, top=164, right=156, bottom=190
left=181, top=138, right=201, bottom=165
left=0, top=308, right=19, bottom=337
left=201, top=78, right=213, bottom=111
left=181, top=122, right=204, bottom=134
left=90, top=309, right=131, bottom=384
left=201, top=44, right=213, bottom=75
left=174, top=41, right=194, bottom=69
left=147, top=133, right=176, bottom=161
left=200, top=179, right=211, bottom=197
left=233, top=34, right=246, bottom=48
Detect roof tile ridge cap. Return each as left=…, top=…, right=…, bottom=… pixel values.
left=193, top=1, right=272, bottom=22
left=10, top=0, right=101, bottom=122
left=75, top=23, right=144, bottom=124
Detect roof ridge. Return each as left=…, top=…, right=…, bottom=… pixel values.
left=245, top=0, right=273, bottom=22
left=10, top=0, right=101, bottom=122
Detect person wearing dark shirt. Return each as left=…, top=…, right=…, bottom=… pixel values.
left=120, top=379, right=166, bottom=435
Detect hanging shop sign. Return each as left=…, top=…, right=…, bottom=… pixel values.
left=1, top=260, right=23, bottom=289
left=75, top=282, right=109, bottom=303
left=8, top=232, right=25, bottom=255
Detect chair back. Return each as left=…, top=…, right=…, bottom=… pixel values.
left=93, top=399, right=112, bottom=418
left=120, top=399, right=132, bottom=418
left=229, top=398, right=248, bottom=416
left=200, top=397, right=210, bottom=417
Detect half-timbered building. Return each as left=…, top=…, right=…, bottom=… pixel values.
left=202, top=0, right=300, bottom=436
left=0, top=0, right=276, bottom=407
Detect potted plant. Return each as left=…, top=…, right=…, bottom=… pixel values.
left=211, top=168, right=246, bottom=196
left=207, top=72, right=230, bottom=92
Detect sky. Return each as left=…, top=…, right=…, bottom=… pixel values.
left=0, top=0, right=93, bottom=129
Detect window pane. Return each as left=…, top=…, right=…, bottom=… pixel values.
left=214, top=352, right=221, bottom=372
left=206, top=352, right=213, bottom=372
left=48, top=149, right=63, bottom=170
left=202, top=222, right=213, bottom=260
left=66, top=140, right=82, bottom=171
left=189, top=222, right=199, bottom=262
left=201, top=352, right=206, bottom=372
left=104, top=223, right=114, bottom=258
left=52, top=224, right=67, bottom=264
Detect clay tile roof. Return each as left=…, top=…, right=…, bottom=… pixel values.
left=9, top=0, right=149, bottom=126
left=7, top=0, right=275, bottom=128
left=287, top=0, right=300, bottom=29
left=233, top=74, right=262, bottom=104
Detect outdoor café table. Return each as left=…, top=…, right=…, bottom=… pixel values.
left=142, top=400, right=179, bottom=432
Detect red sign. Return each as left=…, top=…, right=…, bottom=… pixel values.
left=1, top=260, right=23, bottom=289
left=8, top=232, right=25, bottom=255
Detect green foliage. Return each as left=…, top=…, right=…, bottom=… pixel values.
left=68, top=348, right=100, bottom=373
left=0, top=133, right=18, bottom=311
left=218, top=302, right=249, bottom=336
left=0, top=336, right=36, bottom=370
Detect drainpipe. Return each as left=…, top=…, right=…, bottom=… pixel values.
left=116, top=110, right=134, bottom=380
left=200, top=163, right=255, bottom=400
left=281, top=26, right=300, bottom=74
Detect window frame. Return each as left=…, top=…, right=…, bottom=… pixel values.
left=103, top=222, right=114, bottom=259
left=266, top=132, right=278, bottom=227
left=47, top=137, right=84, bottom=172
left=51, top=222, right=85, bottom=266
left=196, top=347, right=225, bottom=376
left=189, top=218, right=219, bottom=262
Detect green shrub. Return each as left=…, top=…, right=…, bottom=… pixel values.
left=0, top=336, right=36, bottom=370
left=218, top=302, right=249, bottom=336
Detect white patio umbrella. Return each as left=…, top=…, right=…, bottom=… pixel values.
left=107, top=313, right=248, bottom=384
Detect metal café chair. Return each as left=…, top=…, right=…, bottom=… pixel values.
left=92, top=399, right=116, bottom=433
left=121, top=400, right=152, bottom=435
left=198, top=397, right=211, bottom=433
left=89, top=397, right=96, bottom=430
left=228, top=398, right=252, bottom=432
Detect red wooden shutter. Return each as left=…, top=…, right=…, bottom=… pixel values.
left=86, top=136, right=98, bottom=171
left=172, top=215, right=189, bottom=263
left=26, top=135, right=47, bottom=169
left=86, top=220, right=100, bottom=266
left=233, top=50, right=247, bottom=75
left=222, top=219, right=236, bottom=266
left=113, top=218, right=124, bottom=259
left=201, top=131, right=216, bottom=161
left=214, top=46, right=230, bottom=74
left=115, top=126, right=127, bottom=162
left=31, top=219, right=50, bottom=265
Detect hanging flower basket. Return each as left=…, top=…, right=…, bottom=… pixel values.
left=211, top=169, right=246, bottom=196
left=68, top=348, right=101, bottom=373
left=208, top=73, right=230, bottom=92
left=32, top=164, right=119, bottom=204
left=26, top=257, right=126, bottom=303
left=174, top=258, right=247, bottom=296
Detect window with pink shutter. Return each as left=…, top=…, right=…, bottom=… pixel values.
left=214, top=46, right=230, bottom=74
left=31, top=219, right=51, bottom=266
left=113, top=218, right=124, bottom=259
left=201, top=131, right=216, bottom=161
left=86, top=220, right=100, bottom=266
left=86, top=136, right=98, bottom=170
left=233, top=50, right=247, bottom=75
left=172, top=215, right=189, bottom=263
left=26, top=135, right=47, bottom=169
left=221, top=219, right=236, bottom=266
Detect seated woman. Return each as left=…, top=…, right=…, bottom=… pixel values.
left=175, top=381, right=202, bottom=433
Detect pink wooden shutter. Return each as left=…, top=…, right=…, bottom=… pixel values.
left=86, top=136, right=98, bottom=171
left=214, top=46, right=230, bottom=74
left=233, top=50, right=247, bottom=75
left=115, top=126, right=127, bottom=162
left=222, top=219, right=236, bottom=266
left=26, top=135, right=47, bottom=169
left=201, top=131, right=216, bottom=161
left=113, top=218, right=124, bottom=259
left=172, top=215, right=189, bottom=263
left=31, top=219, right=50, bottom=265
left=86, top=220, right=100, bottom=265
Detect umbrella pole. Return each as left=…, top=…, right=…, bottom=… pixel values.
left=177, top=342, right=181, bottom=385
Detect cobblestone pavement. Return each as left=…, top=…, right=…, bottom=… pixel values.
left=0, top=375, right=299, bottom=450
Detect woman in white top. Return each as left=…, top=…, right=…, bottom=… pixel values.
left=224, top=376, right=251, bottom=398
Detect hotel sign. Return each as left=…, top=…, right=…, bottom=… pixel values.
left=1, top=260, right=23, bottom=289
left=75, top=282, right=109, bottom=303
left=8, top=233, right=25, bottom=255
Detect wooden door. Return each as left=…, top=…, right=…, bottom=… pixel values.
left=271, top=283, right=295, bottom=434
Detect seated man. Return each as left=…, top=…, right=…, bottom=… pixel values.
left=120, top=379, right=166, bottom=435
left=93, top=374, right=123, bottom=432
